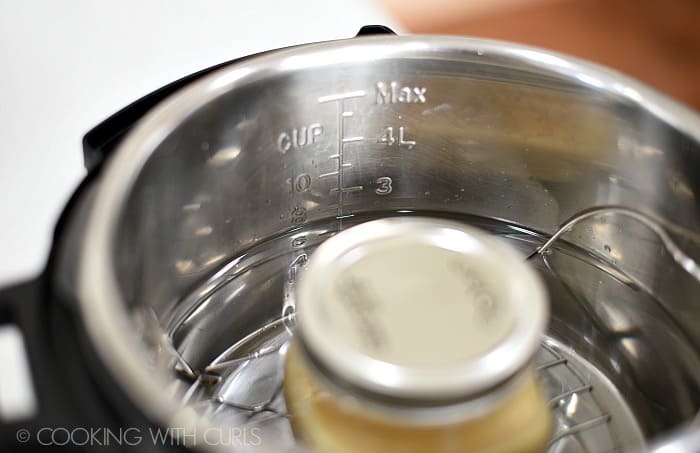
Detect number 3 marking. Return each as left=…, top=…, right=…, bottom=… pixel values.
left=375, top=176, right=393, bottom=195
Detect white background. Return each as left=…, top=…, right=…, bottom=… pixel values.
left=0, top=0, right=398, bottom=286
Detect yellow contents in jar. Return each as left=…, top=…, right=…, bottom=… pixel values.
left=284, top=343, right=552, bottom=453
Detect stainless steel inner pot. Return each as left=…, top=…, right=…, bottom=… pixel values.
left=78, top=35, right=700, bottom=452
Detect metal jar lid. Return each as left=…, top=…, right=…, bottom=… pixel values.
left=295, top=217, right=548, bottom=401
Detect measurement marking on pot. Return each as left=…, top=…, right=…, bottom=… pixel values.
left=316, top=89, right=369, bottom=228
left=378, top=126, right=416, bottom=149
left=375, top=176, right=393, bottom=195
left=277, top=123, right=323, bottom=153
left=331, top=186, right=363, bottom=193
left=284, top=248, right=306, bottom=334
left=318, top=90, right=366, bottom=103
left=335, top=99, right=348, bottom=223
left=375, top=81, right=427, bottom=104
left=288, top=173, right=311, bottom=193
left=291, top=205, right=307, bottom=225
left=289, top=253, right=308, bottom=268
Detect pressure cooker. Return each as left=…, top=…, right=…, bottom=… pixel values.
left=2, top=26, right=700, bottom=452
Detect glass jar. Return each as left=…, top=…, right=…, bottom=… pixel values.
left=284, top=217, right=552, bottom=453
